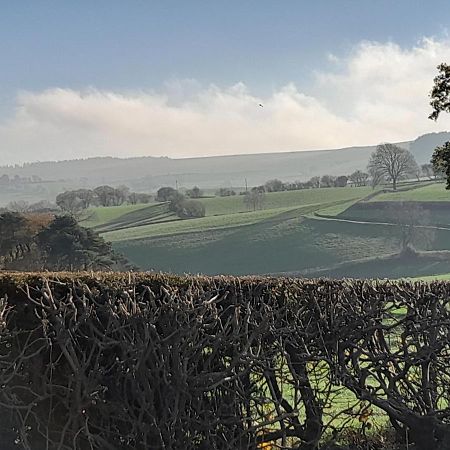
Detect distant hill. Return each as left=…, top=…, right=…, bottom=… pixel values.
left=1, top=132, right=449, bottom=193
left=408, top=131, right=450, bottom=161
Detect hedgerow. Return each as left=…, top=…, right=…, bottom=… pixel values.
left=1, top=273, right=450, bottom=449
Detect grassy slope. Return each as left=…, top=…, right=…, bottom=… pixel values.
left=371, top=182, right=448, bottom=202
left=104, top=206, right=299, bottom=242
left=201, top=186, right=372, bottom=216
left=337, top=201, right=450, bottom=227
left=84, top=182, right=450, bottom=278
left=112, top=215, right=426, bottom=275
left=80, top=204, right=152, bottom=228
left=102, top=200, right=361, bottom=242
left=411, top=273, right=450, bottom=281
left=313, top=251, right=450, bottom=279
left=82, top=187, right=371, bottom=232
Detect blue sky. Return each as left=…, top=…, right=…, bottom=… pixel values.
left=1, top=1, right=449, bottom=94
left=1, top=1, right=450, bottom=163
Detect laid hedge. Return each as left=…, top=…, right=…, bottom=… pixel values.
left=1, top=273, right=450, bottom=449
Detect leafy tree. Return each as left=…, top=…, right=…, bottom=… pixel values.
left=320, top=175, right=336, bottom=188
left=56, top=191, right=83, bottom=214
left=57, top=189, right=94, bottom=211
left=156, top=186, right=177, bottom=202
left=334, top=175, right=348, bottom=187
left=35, top=216, right=125, bottom=270
left=428, top=64, right=450, bottom=189
left=27, top=200, right=58, bottom=213
left=429, top=63, right=450, bottom=120
left=216, top=188, right=236, bottom=197
left=308, top=176, right=320, bottom=189
left=0, top=174, right=9, bottom=185
left=0, top=212, right=53, bottom=269
left=177, top=200, right=206, bottom=218
left=264, top=179, right=284, bottom=192
left=186, top=186, right=203, bottom=198
left=168, top=191, right=186, bottom=213
left=128, top=192, right=152, bottom=205
left=0, top=212, right=27, bottom=255
left=368, top=143, right=418, bottom=190
left=431, top=142, right=450, bottom=189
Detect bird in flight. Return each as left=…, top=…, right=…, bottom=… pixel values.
left=259, top=103, right=264, bottom=108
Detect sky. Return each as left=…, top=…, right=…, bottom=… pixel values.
left=2, top=1, right=450, bottom=164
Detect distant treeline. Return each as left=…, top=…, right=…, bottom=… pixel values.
left=56, top=185, right=152, bottom=213
left=246, top=171, right=369, bottom=195
left=0, top=173, right=42, bottom=185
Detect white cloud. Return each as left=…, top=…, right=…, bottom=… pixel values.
left=2, top=37, right=450, bottom=164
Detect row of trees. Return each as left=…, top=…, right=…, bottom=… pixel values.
left=0, top=174, right=42, bottom=185
left=3, top=199, right=57, bottom=214
left=261, top=175, right=350, bottom=193
left=56, top=185, right=152, bottom=214
left=255, top=145, right=444, bottom=196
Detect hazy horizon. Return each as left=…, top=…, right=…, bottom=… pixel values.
left=2, top=1, right=450, bottom=165
left=0, top=132, right=432, bottom=168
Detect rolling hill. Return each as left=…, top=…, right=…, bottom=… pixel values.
left=79, top=180, right=450, bottom=279
left=1, top=132, right=448, bottom=197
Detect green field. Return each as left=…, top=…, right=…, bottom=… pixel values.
left=411, top=272, right=450, bottom=281
left=80, top=182, right=450, bottom=278
left=336, top=201, right=450, bottom=227
left=83, top=186, right=373, bottom=234
left=80, top=203, right=154, bottom=228
left=371, top=181, right=448, bottom=202
left=201, top=186, right=373, bottom=216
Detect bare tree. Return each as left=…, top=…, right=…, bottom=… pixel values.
left=244, top=188, right=265, bottom=211
left=6, top=200, right=30, bottom=213
left=421, top=163, right=435, bottom=180
left=368, top=143, right=418, bottom=190
left=349, top=170, right=369, bottom=187
left=386, top=202, right=435, bottom=252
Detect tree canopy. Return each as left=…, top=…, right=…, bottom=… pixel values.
left=431, top=142, right=450, bottom=189
left=429, top=63, right=450, bottom=120
left=0, top=212, right=129, bottom=271
left=429, top=63, right=450, bottom=189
